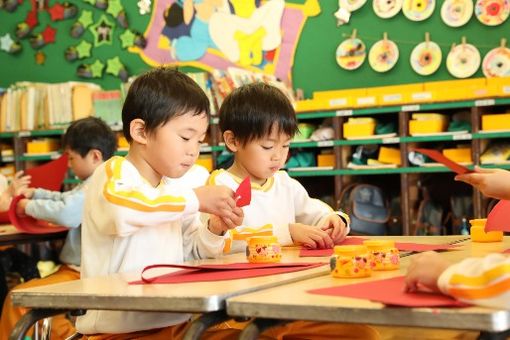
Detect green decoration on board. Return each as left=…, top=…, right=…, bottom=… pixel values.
left=119, top=29, right=135, bottom=48
left=78, top=10, right=94, bottom=28
left=106, top=0, right=123, bottom=17
left=89, top=15, right=114, bottom=46
left=90, top=59, right=105, bottom=77
left=106, top=56, right=123, bottom=76
left=76, top=40, right=92, bottom=58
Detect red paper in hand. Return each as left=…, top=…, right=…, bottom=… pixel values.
left=25, top=154, right=69, bottom=191
left=131, top=262, right=326, bottom=284
left=414, top=148, right=472, bottom=175
left=308, top=276, right=469, bottom=308
left=485, top=200, right=510, bottom=232
left=299, top=237, right=367, bottom=257
left=235, top=177, right=251, bottom=207
left=8, top=195, right=68, bottom=234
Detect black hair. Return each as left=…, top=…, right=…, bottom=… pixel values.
left=219, top=82, right=297, bottom=145
left=63, top=117, right=116, bottom=160
left=122, top=67, right=210, bottom=142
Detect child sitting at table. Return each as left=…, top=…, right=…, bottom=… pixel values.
left=75, top=67, right=244, bottom=339
left=405, top=167, right=510, bottom=309
left=0, top=117, right=117, bottom=340
left=208, top=82, right=350, bottom=254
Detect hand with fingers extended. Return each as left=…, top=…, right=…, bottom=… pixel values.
left=455, top=167, right=510, bottom=200
left=194, top=185, right=238, bottom=218
left=318, top=213, right=348, bottom=244
left=9, top=171, right=31, bottom=197
left=289, top=223, right=335, bottom=249
left=404, top=251, right=451, bottom=294
left=207, top=208, right=244, bottom=236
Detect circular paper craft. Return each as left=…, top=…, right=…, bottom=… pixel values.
left=475, top=0, right=510, bottom=25
left=441, top=0, right=473, bottom=26
left=369, top=39, right=399, bottom=72
left=446, top=44, right=481, bottom=78
left=336, top=38, right=366, bottom=70
left=340, top=0, right=367, bottom=12
left=403, top=0, right=436, bottom=21
left=373, top=0, right=403, bottom=18
left=410, top=41, right=442, bottom=75
left=482, top=47, right=510, bottom=77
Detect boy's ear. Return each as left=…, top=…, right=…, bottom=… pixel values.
left=89, top=149, right=103, bottom=164
left=130, top=119, right=148, bottom=145
left=223, top=130, right=239, bottom=152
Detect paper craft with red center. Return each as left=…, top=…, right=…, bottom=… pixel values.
left=414, top=148, right=472, bottom=175
left=235, top=176, right=251, bottom=207
left=485, top=200, right=510, bottom=232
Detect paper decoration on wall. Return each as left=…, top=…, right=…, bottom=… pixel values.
left=336, top=31, right=366, bottom=70
left=482, top=40, right=510, bottom=77
left=403, top=0, right=435, bottom=21
left=25, top=9, right=39, bottom=29
left=94, top=0, right=108, bottom=10
left=340, top=0, right=367, bottom=12
left=334, top=7, right=351, bottom=25
left=30, top=25, right=56, bottom=50
left=304, top=0, right=322, bottom=16
left=89, top=15, right=114, bottom=46
left=410, top=33, right=442, bottom=76
left=369, top=33, right=399, bottom=72
left=77, top=59, right=105, bottom=78
left=475, top=0, right=510, bottom=25
left=446, top=38, right=481, bottom=78
left=106, top=56, right=129, bottom=82
left=2, top=0, right=20, bottom=12
left=70, top=10, right=94, bottom=38
left=16, top=23, right=33, bottom=39
left=373, top=0, right=403, bottom=18
left=138, top=0, right=152, bottom=15
left=0, top=33, right=22, bottom=54
left=35, top=51, right=46, bottom=64
left=119, top=30, right=147, bottom=49
left=107, top=0, right=129, bottom=29
left=48, top=2, right=78, bottom=21
left=138, top=0, right=311, bottom=83
left=65, top=40, right=92, bottom=61
left=441, top=0, right=473, bottom=27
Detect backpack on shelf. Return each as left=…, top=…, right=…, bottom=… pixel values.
left=338, top=183, right=390, bottom=235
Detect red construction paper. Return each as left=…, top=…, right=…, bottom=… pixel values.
left=25, top=10, right=38, bottom=28
left=485, top=200, right=510, bottom=232
left=0, top=211, right=9, bottom=224
left=41, top=25, right=56, bottom=44
left=235, top=176, right=251, bottom=207
left=8, top=195, right=67, bottom=234
left=24, top=154, right=68, bottom=191
left=308, top=276, right=469, bottom=308
left=503, top=249, right=510, bottom=254
left=48, top=3, right=65, bottom=20
left=299, top=237, right=367, bottom=257
left=414, top=148, right=472, bottom=175
left=131, top=262, right=326, bottom=285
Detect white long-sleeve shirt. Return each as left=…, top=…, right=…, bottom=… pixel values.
left=76, top=157, right=222, bottom=334
left=438, top=253, right=510, bottom=309
left=207, top=169, right=350, bottom=254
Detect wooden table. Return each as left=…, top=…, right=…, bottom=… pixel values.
left=9, top=248, right=328, bottom=340
left=227, top=236, right=510, bottom=340
left=0, top=224, right=67, bottom=246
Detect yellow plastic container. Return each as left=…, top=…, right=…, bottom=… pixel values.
left=317, top=153, right=335, bottom=167
left=409, top=119, right=448, bottom=135
left=363, top=240, right=400, bottom=271
left=330, top=245, right=371, bottom=278
left=368, top=83, right=424, bottom=106
left=26, top=139, right=59, bottom=154
left=343, top=118, right=376, bottom=139
left=469, top=219, right=503, bottom=242
left=442, top=148, right=472, bottom=163
left=378, top=147, right=401, bottom=165
left=486, top=77, right=510, bottom=97
left=481, top=113, right=510, bottom=131
left=246, top=236, right=282, bottom=263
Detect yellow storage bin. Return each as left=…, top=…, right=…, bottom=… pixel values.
left=195, top=156, right=213, bottom=172
left=378, top=147, right=401, bottom=165
left=26, top=139, right=59, bottom=154
left=313, top=88, right=366, bottom=109
left=482, top=113, right=510, bottom=131
left=442, top=148, right=472, bottom=163
left=317, top=153, right=335, bottom=167
left=486, top=77, right=510, bottom=97
left=343, top=118, right=376, bottom=139
left=368, top=83, right=424, bottom=106
left=355, top=95, right=377, bottom=107
left=425, top=78, right=489, bottom=101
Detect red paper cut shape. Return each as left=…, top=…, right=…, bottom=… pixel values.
left=414, top=148, right=472, bottom=175
left=485, top=200, right=510, bottom=232
left=48, top=3, right=65, bottom=21
left=25, top=154, right=68, bottom=191
left=9, top=195, right=68, bottom=234
left=299, top=237, right=367, bottom=257
left=26, top=10, right=38, bottom=28
left=130, top=262, right=326, bottom=284
left=308, top=276, right=469, bottom=308
left=235, top=176, right=251, bottom=207
left=41, top=25, right=56, bottom=44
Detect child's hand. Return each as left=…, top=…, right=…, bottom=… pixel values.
left=455, top=167, right=510, bottom=200
left=405, top=251, right=452, bottom=293
left=9, top=171, right=31, bottom=197
left=16, top=198, right=29, bottom=216
left=208, top=207, right=244, bottom=236
left=194, top=185, right=237, bottom=219
left=289, top=223, right=334, bottom=249
left=18, top=187, right=35, bottom=198
left=318, top=214, right=348, bottom=244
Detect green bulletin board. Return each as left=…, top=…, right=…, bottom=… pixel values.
left=0, top=0, right=509, bottom=98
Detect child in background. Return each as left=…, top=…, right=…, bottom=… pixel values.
left=0, top=117, right=117, bottom=340
left=404, top=166, right=510, bottom=309
left=75, top=68, right=244, bottom=339
left=209, top=82, right=350, bottom=254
